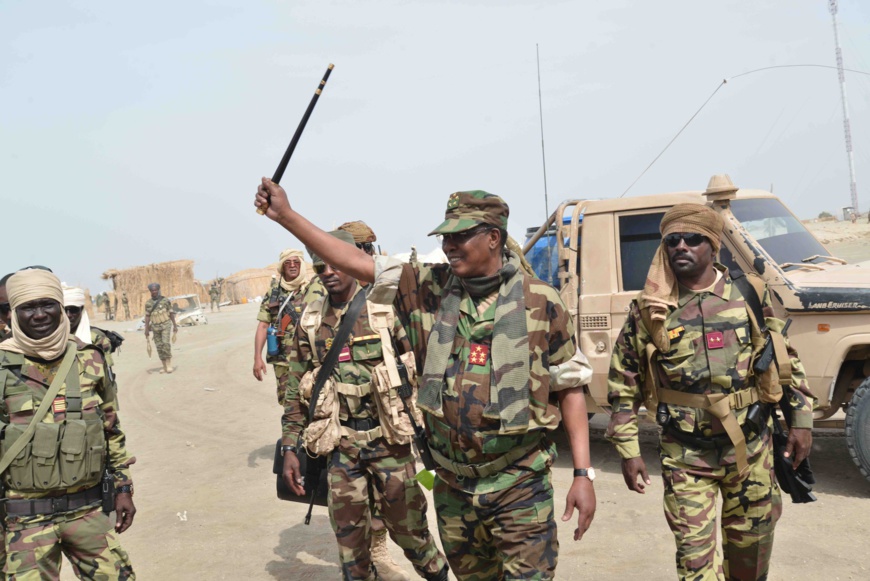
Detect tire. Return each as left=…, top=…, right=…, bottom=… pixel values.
left=845, top=377, right=870, bottom=484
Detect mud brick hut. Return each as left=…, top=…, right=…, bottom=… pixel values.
left=222, top=268, right=275, bottom=304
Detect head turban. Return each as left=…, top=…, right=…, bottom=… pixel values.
left=639, top=204, right=723, bottom=351
left=63, top=287, right=92, bottom=344
left=2, top=270, right=70, bottom=360
left=337, top=221, right=377, bottom=244
left=277, top=249, right=312, bottom=293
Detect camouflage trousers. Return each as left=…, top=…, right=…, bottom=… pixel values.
left=328, top=441, right=446, bottom=580
left=4, top=504, right=134, bottom=580
left=122, top=305, right=130, bottom=320
left=273, top=364, right=290, bottom=406
left=150, top=322, right=172, bottom=362
left=210, top=298, right=219, bottom=312
left=433, top=470, right=558, bottom=581
left=661, top=436, right=781, bottom=581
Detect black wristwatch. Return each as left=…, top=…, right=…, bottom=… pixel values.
left=115, top=485, right=133, bottom=495
left=573, top=467, right=597, bottom=481
left=281, top=445, right=297, bottom=456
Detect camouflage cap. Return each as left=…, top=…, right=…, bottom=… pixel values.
left=337, top=220, right=377, bottom=243
left=428, top=190, right=509, bottom=236
left=307, top=230, right=356, bottom=266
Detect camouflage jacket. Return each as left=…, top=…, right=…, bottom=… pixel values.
left=282, top=284, right=411, bottom=458
left=371, top=256, right=578, bottom=494
left=209, top=287, right=220, bottom=300
left=0, top=339, right=134, bottom=499
left=90, top=328, right=114, bottom=368
left=605, top=266, right=815, bottom=467
left=257, top=277, right=324, bottom=365
left=144, top=296, right=173, bottom=327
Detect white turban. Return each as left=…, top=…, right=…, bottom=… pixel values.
left=2, top=270, right=71, bottom=360
left=63, top=287, right=92, bottom=345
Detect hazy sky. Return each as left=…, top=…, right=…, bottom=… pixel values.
left=3, top=1, right=869, bottom=293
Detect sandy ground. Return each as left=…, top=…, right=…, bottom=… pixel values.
left=53, top=293, right=867, bottom=581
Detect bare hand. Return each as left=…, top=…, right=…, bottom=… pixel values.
left=253, top=356, right=268, bottom=382
left=282, top=451, right=306, bottom=496
left=114, top=493, right=136, bottom=533
left=621, top=456, right=651, bottom=494
left=784, top=427, right=813, bottom=469
left=255, top=178, right=291, bottom=220
left=561, top=478, right=596, bottom=541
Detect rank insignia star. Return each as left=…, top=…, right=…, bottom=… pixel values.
left=447, top=192, right=460, bottom=209
left=468, top=343, right=489, bottom=366
left=325, top=338, right=333, bottom=350
left=705, top=331, right=724, bottom=350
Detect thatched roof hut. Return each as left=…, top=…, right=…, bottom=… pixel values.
left=102, top=260, right=202, bottom=319
left=223, top=268, right=275, bottom=304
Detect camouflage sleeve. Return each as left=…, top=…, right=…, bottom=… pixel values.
left=257, top=284, right=273, bottom=323
left=95, top=351, right=135, bottom=486
left=282, top=322, right=313, bottom=444
left=95, top=332, right=114, bottom=368
left=302, top=276, right=326, bottom=305
left=546, top=287, right=581, bottom=391
left=604, top=301, right=647, bottom=459
left=762, top=287, right=816, bottom=429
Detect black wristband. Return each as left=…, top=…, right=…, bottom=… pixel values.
left=115, top=485, right=133, bottom=495
left=281, top=445, right=297, bottom=456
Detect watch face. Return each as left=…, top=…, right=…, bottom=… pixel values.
left=587, top=467, right=596, bottom=481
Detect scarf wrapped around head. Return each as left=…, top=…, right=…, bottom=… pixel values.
left=277, top=249, right=311, bottom=292
left=63, top=287, right=91, bottom=345
left=1, top=270, right=70, bottom=360
left=640, top=203, right=724, bottom=351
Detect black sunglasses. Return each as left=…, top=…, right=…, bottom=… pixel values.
left=313, top=263, right=339, bottom=275
left=64, top=306, right=83, bottom=315
left=664, top=233, right=707, bottom=248
left=356, top=242, right=374, bottom=254
left=0, top=303, right=9, bottom=315
left=440, top=225, right=493, bottom=245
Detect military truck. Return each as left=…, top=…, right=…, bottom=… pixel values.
left=523, top=175, right=870, bottom=484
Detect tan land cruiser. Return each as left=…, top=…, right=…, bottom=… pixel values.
left=523, top=175, right=870, bottom=483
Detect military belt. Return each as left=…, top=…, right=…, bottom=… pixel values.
left=657, top=387, right=760, bottom=476
left=341, top=416, right=379, bottom=432
left=663, top=422, right=767, bottom=451
left=430, top=439, right=540, bottom=479
left=6, top=485, right=102, bottom=517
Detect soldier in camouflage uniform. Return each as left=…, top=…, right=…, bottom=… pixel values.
left=253, top=249, right=323, bottom=405
left=0, top=273, right=12, bottom=342
left=605, top=203, right=815, bottom=581
left=256, top=181, right=596, bottom=581
left=0, top=269, right=135, bottom=579
left=144, top=283, right=177, bottom=374
left=281, top=230, right=448, bottom=581
left=121, top=292, right=130, bottom=321
left=209, top=284, right=221, bottom=312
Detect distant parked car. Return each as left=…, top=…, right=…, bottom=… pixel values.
left=136, top=294, right=208, bottom=330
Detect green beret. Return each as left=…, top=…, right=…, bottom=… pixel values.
left=308, top=230, right=356, bottom=265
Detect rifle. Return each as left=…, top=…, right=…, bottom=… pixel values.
left=256, top=64, right=334, bottom=215
left=753, top=319, right=792, bottom=375
left=394, top=353, right=436, bottom=472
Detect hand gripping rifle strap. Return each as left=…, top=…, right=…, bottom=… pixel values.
left=306, top=290, right=367, bottom=424
left=0, top=341, right=78, bottom=476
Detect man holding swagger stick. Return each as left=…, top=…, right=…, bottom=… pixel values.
left=255, top=180, right=595, bottom=580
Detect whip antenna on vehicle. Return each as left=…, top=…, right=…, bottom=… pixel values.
left=536, top=44, right=552, bottom=283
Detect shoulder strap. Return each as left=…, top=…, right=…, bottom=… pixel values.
left=307, top=291, right=367, bottom=423
left=300, top=298, right=325, bottom=366
left=0, top=342, right=78, bottom=475
left=368, top=301, right=402, bottom=389
left=730, top=268, right=766, bottom=332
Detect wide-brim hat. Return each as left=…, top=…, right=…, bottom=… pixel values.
left=428, top=190, right=509, bottom=236
left=704, top=174, right=739, bottom=195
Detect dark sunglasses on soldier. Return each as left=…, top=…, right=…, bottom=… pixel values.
left=664, top=233, right=707, bottom=248
left=440, top=225, right=493, bottom=246
left=64, top=306, right=83, bottom=315
left=313, top=263, right=339, bottom=275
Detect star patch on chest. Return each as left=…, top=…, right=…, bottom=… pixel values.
left=667, top=326, right=685, bottom=341
left=706, top=331, right=725, bottom=350
left=468, top=343, right=489, bottom=366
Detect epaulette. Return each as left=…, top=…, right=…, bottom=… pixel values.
left=0, top=349, right=25, bottom=368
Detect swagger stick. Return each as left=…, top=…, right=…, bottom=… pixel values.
left=257, top=63, right=335, bottom=215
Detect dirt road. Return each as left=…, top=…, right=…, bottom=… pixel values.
left=65, top=301, right=869, bottom=581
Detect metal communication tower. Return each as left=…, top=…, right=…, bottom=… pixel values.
left=829, top=0, right=860, bottom=213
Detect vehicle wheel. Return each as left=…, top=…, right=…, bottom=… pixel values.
left=845, top=377, right=870, bottom=484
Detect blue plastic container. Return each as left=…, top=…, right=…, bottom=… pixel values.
left=266, top=326, right=280, bottom=356
left=524, top=215, right=580, bottom=288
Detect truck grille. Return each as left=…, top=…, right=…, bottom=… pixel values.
left=580, top=315, right=610, bottom=329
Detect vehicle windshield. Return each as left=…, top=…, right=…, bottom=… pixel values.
left=170, top=296, right=201, bottom=314
left=730, top=198, right=830, bottom=269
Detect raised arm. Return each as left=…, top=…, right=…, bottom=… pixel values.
left=254, top=178, right=375, bottom=283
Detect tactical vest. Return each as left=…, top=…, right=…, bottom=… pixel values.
left=0, top=348, right=107, bottom=493
left=297, top=297, right=421, bottom=453
left=147, top=298, right=171, bottom=325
